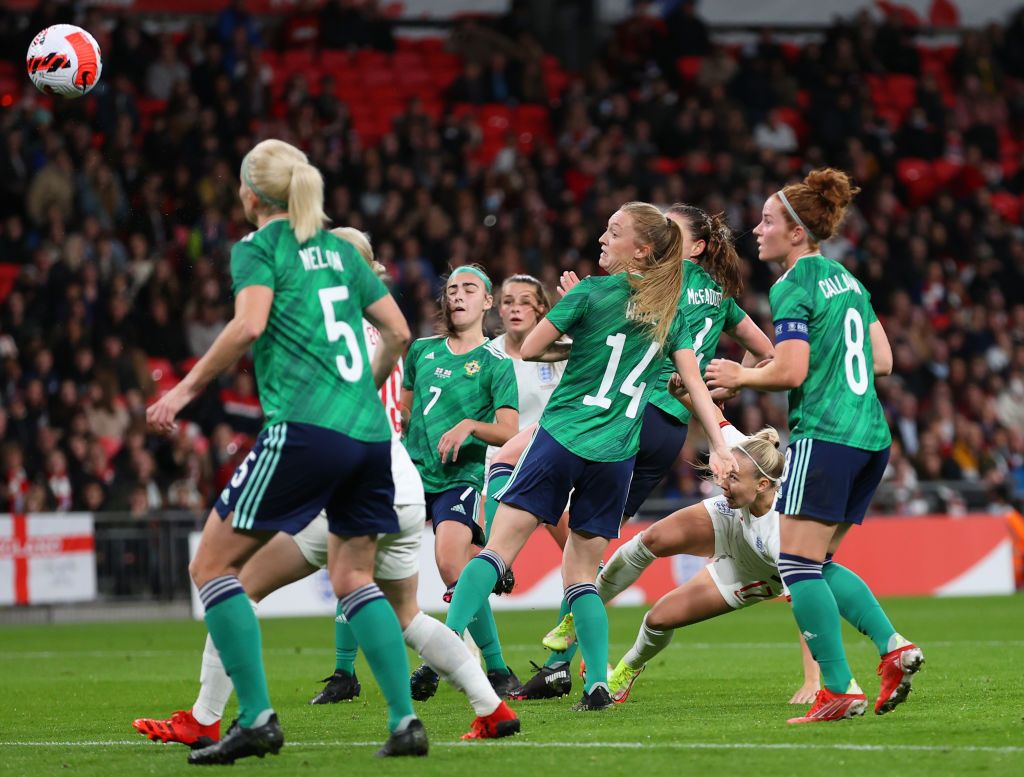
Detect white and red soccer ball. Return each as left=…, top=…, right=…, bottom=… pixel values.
left=26, top=24, right=103, bottom=98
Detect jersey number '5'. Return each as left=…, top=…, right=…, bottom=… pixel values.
left=319, top=285, right=364, bottom=381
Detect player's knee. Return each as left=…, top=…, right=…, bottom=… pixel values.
left=645, top=608, right=672, bottom=632
left=331, top=569, right=373, bottom=599
left=641, top=526, right=673, bottom=558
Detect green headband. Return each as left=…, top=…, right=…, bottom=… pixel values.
left=449, top=266, right=493, bottom=292
left=241, top=153, right=288, bottom=211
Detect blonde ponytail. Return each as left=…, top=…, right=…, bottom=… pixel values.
left=288, top=161, right=327, bottom=243
left=619, top=201, right=685, bottom=349
left=241, top=139, right=328, bottom=244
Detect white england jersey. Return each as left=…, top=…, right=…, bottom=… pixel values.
left=363, top=321, right=426, bottom=507
left=489, top=333, right=565, bottom=428
left=703, top=495, right=780, bottom=566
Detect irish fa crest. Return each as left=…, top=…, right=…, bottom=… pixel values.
left=464, top=360, right=481, bottom=376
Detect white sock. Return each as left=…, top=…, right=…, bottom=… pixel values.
left=623, top=616, right=674, bottom=669
left=192, top=633, right=233, bottom=726
left=403, top=612, right=500, bottom=716
left=720, top=423, right=748, bottom=447
left=597, top=533, right=656, bottom=602
left=463, top=628, right=482, bottom=665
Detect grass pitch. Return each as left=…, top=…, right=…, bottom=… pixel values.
left=1, top=596, right=1022, bottom=776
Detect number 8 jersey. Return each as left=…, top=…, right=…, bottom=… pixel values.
left=769, top=254, right=890, bottom=451
left=231, top=220, right=391, bottom=443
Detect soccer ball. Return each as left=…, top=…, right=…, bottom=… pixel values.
left=26, top=24, right=103, bottom=98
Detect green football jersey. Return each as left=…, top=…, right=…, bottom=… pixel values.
left=231, top=219, right=391, bottom=442
left=649, top=262, right=748, bottom=424
left=402, top=336, right=518, bottom=493
left=541, top=274, right=692, bottom=462
left=769, top=254, right=891, bottom=451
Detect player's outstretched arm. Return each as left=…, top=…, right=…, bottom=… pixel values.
left=706, top=339, right=809, bottom=394
left=146, top=285, right=273, bottom=434
left=364, top=293, right=412, bottom=389
left=519, top=318, right=570, bottom=362
left=729, top=315, right=775, bottom=367
left=869, top=320, right=892, bottom=377
left=789, top=630, right=821, bottom=704
left=671, top=347, right=737, bottom=480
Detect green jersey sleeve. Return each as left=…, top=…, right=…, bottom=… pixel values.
left=769, top=279, right=813, bottom=342
left=402, top=339, right=420, bottom=391
left=723, top=298, right=747, bottom=331
left=486, top=356, right=519, bottom=411
left=546, top=279, right=591, bottom=333
left=667, top=310, right=694, bottom=353
left=231, top=236, right=276, bottom=293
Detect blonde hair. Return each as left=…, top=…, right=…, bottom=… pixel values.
left=329, top=226, right=387, bottom=279
left=242, top=139, right=328, bottom=244
left=734, top=427, right=785, bottom=483
left=620, top=201, right=685, bottom=349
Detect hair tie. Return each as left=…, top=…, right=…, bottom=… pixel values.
left=776, top=190, right=818, bottom=243
left=241, top=153, right=288, bottom=210
left=450, top=265, right=493, bottom=293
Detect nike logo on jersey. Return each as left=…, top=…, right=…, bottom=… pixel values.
left=451, top=503, right=466, bottom=515
left=425, top=352, right=435, bottom=359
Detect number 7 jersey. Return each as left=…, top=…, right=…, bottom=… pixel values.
left=769, top=254, right=890, bottom=451
left=231, top=220, right=391, bottom=443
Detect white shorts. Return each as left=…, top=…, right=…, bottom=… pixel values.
left=707, top=510, right=784, bottom=609
left=291, top=503, right=426, bottom=581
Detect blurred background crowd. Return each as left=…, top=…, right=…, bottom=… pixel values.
left=1, top=0, right=1023, bottom=518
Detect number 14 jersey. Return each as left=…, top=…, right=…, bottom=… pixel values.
left=542, top=275, right=692, bottom=462
left=769, top=254, right=890, bottom=451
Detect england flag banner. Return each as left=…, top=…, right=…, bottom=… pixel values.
left=0, top=513, right=97, bottom=606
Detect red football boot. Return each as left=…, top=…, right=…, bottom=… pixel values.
left=132, top=709, right=220, bottom=748
left=875, top=643, right=925, bottom=715
left=787, top=687, right=868, bottom=724
left=461, top=701, right=521, bottom=740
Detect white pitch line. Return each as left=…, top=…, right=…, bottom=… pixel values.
left=3, top=740, right=1022, bottom=754
left=1, top=639, right=1022, bottom=660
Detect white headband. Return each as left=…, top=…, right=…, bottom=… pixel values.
left=736, top=444, right=779, bottom=483
left=776, top=190, right=818, bottom=243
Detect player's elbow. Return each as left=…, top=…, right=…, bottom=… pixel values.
left=874, top=354, right=893, bottom=377
left=383, top=320, right=412, bottom=352
left=778, top=363, right=808, bottom=389
left=236, top=318, right=266, bottom=343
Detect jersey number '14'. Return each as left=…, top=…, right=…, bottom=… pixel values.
left=319, top=285, right=363, bottom=381
left=583, top=333, right=660, bottom=418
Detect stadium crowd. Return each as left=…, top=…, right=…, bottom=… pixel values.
left=1, top=1, right=1023, bottom=517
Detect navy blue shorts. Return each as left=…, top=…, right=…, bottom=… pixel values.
left=215, top=422, right=398, bottom=538
left=496, top=427, right=636, bottom=539
left=623, top=403, right=688, bottom=517
left=426, top=487, right=485, bottom=546
left=775, top=438, right=890, bottom=525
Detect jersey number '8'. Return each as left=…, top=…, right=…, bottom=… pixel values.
left=318, top=285, right=364, bottom=382
left=843, top=307, right=868, bottom=396
left=583, top=332, right=661, bottom=419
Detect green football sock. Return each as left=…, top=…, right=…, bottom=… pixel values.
left=567, top=584, right=608, bottom=692
left=484, top=464, right=513, bottom=540
left=545, top=595, right=579, bottom=667
left=200, top=578, right=272, bottom=728
left=334, top=599, right=358, bottom=673
left=467, top=600, right=509, bottom=674
left=446, top=553, right=501, bottom=635
left=824, top=560, right=897, bottom=656
left=342, top=586, right=415, bottom=732
left=787, top=576, right=854, bottom=693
